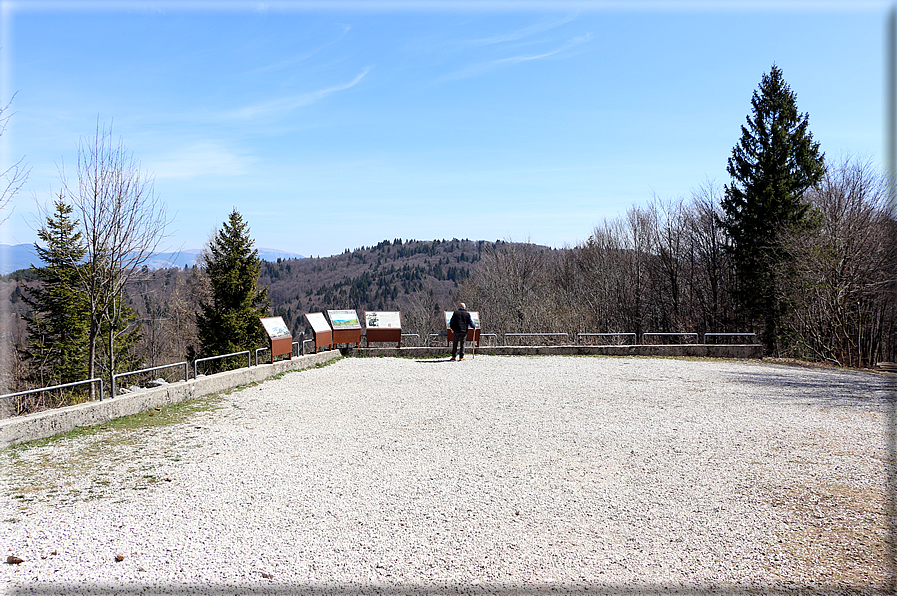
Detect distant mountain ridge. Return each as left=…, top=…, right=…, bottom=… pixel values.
left=0, top=244, right=304, bottom=275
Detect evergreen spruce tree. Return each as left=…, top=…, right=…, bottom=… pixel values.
left=197, top=209, right=269, bottom=369
left=721, top=65, right=825, bottom=354
left=20, top=197, right=90, bottom=392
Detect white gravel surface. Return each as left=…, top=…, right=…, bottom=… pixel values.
left=2, top=355, right=893, bottom=595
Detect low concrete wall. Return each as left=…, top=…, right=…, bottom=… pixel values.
left=355, top=344, right=764, bottom=359
left=0, top=350, right=341, bottom=449
left=1, top=345, right=762, bottom=449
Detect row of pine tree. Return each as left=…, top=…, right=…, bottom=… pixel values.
left=16, top=208, right=267, bottom=413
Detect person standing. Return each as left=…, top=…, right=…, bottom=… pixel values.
left=450, top=302, right=476, bottom=361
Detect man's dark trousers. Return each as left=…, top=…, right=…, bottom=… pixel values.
left=452, top=332, right=467, bottom=359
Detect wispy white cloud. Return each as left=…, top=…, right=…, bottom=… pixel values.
left=249, top=23, right=352, bottom=74
left=439, top=32, right=592, bottom=81
left=228, top=67, right=371, bottom=119
left=459, top=14, right=579, bottom=47
left=146, top=141, right=257, bottom=180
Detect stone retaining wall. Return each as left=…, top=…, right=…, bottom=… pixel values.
left=0, top=350, right=341, bottom=449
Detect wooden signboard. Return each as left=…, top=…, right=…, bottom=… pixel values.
left=304, top=312, right=333, bottom=353
left=260, top=316, right=293, bottom=363
left=326, top=309, right=362, bottom=346
left=364, top=311, right=402, bottom=347
left=444, top=310, right=481, bottom=345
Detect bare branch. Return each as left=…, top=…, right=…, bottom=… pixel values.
left=54, top=119, right=172, bottom=391
left=0, top=93, right=31, bottom=225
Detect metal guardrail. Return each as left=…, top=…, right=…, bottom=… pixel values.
left=478, top=333, right=499, bottom=346
left=257, top=340, right=306, bottom=364
left=0, top=377, right=104, bottom=403
left=703, top=332, right=758, bottom=344
left=642, top=332, right=699, bottom=345
left=194, top=351, right=251, bottom=378
left=504, top=332, right=569, bottom=346
left=426, top=333, right=446, bottom=346
left=400, top=333, right=421, bottom=346
left=113, top=362, right=188, bottom=396
left=576, top=332, right=637, bottom=345
left=254, top=347, right=268, bottom=366
left=425, top=332, right=495, bottom=347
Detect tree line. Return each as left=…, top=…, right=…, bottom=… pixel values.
left=2, top=115, right=271, bottom=413
left=459, top=156, right=895, bottom=366
left=458, top=67, right=896, bottom=366
left=3, top=65, right=895, bottom=415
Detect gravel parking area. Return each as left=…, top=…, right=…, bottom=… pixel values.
left=2, top=355, right=893, bottom=595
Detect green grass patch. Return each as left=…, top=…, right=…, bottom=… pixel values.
left=7, top=396, right=225, bottom=453
left=3, top=355, right=346, bottom=508
left=5, top=354, right=343, bottom=453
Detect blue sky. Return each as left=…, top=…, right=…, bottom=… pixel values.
left=0, top=1, right=888, bottom=258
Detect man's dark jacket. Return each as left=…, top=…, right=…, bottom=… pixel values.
left=450, top=308, right=474, bottom=334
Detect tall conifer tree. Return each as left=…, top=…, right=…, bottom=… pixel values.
left=21, top=198, right=89, bottom=389
left=197, top=209, right=269, bottom=368
left=721, top=65, right=825, bottom=354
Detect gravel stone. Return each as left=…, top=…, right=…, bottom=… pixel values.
left=2, top=356, right=892, bottom=595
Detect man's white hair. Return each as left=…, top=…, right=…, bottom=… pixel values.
left=460, top=302, right=466, bottom=309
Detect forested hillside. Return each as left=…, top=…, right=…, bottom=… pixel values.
left=0, top=238, right=497, bottom=397
left=114, top=238, right=497, bottom=367
left=258, top=238, right=487, bottom=338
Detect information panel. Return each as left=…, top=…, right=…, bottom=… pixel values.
left=444, top=311, right=481, bottom=344
left=326, top=309, right=362, bottom=346
left=327, top=310, right=361, bottom=329
left=305, top=312, right=331, bottom=334
left=364, top=311, right=402, bottom=347
left=365, top=311, right=401, bottom=329
left=259, top=316, right=292, bottom=363
left=260, top=316, right=291, bottom=339
left=304, top=312, right=333, bottom=352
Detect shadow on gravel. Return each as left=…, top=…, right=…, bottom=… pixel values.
left=414, top=358, right=455, bottom=364
left=11, top=584, right=888, bottom=595
left=720, top=366, right=895, bottom=408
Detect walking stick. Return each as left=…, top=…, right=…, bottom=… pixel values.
left=471, top=328, right=476, bottom=360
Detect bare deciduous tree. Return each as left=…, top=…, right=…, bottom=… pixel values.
left=0, top=95, right=31, bottom=402
left=781, top=156, right=897, bottom=367
left=688, top=182, right=734, bottom=331
left=399, top=282, right=442, bottom=344
left=54, top=121, right=170, bottom=395
left=0, top=94, right=30, bottom=224
left=458, top=239, right=558, bottom=340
